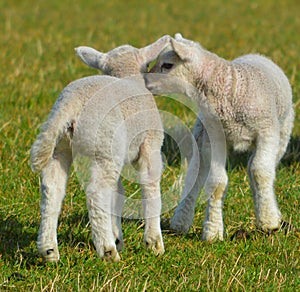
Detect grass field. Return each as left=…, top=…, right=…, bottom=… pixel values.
left=0, top=0, right=299, bottom=290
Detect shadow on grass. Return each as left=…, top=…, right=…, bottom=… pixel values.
left=163, top=134, right=300, bottom=169
left=281, top=136, right=300, bottom=166
left=0, top=214, right=38, bottom=264
left=227, top=136, right=300, bottom=168
left=56, top=210, right=93, bottom=249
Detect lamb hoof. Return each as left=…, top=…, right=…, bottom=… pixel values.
left=256, top=211, right=282, bottom=232
left=170, top=207, right=194, bottom=234
left=145, top=236, right=165, bottom=256
left=258, top=220, right=281, bottom=234
left=170, top=216, right=190, bottom=234
left=261, top=221, right=296, bottom=236
left=102, top=248, right=120, bottom=262
left=40, top=248, right=60, bottom=262
left=202, top=227, right=224, bottom=242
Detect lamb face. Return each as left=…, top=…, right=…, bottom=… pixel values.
left=145, top=36, right=212, bottom=100
left=75, top=35, right=171, bottom=77
left=148, top=34, right=205, bottom=87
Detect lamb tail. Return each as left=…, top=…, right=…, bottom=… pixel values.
left=30, top=112, right=71, bottom=172
left=30, top=128, right=57, bottom=172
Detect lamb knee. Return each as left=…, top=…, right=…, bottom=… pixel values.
left=248, top=162, right=275, bottom=191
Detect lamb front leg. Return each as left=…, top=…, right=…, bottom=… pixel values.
left=170, top=119, right=209, bottom=233
left=138, top=142, right=164, bottom=256
left=86, top=161, right=121, bottom=262
left=200, top=117, right=227, bottom=241
left=202, top=167, right=228, bottom=241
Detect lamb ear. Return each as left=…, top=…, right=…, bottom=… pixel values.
left=174, top=33, right=183, bottom=40
left=139, top=35, right=171, bottom=62
left=75, top=46, right=107, bottom=71
left=170, top=39, right=192, bottom=62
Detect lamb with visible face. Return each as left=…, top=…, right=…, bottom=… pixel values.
left=145, top=33, right=294, bottom=240
left=30, top=35, right=170, bottom=262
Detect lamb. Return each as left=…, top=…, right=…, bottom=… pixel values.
left=30, top=35, right=170, bottom=262
left=144, top=33, right=294, bottom=241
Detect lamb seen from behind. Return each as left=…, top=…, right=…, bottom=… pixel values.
left=145, top=33, right=294, bottom=241
left=30, top=36, right=170, bottom=262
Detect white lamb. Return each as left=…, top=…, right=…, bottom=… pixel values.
left=30, top=35, right=170, bottom=262
left=145, top=33, right=294, bottom=241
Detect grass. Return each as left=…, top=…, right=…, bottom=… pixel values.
left=0, top=0, right=299, bottom=290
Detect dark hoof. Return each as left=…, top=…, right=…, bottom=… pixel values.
left=46, top=249, right=54, bottom=255
left=102, top=248, right=120, bottom=262
left=104, top=250, right=112, bottom=257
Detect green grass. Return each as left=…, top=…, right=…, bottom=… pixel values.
left=0, top=0, right=299, bottom=290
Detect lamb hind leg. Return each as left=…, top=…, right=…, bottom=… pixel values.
left=138, top=141, right=164, bottom=256
left=37, top=139, right=72, bottom=262
left=111, top=178, right=125, bottom=252
left=248, top=134, right=282, bottom=231
left=86, top=161, right=121, bottom=262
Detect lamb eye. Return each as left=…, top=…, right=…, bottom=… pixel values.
left=161, top=63, right=174, bottom=70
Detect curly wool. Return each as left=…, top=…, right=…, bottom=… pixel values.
left=145, top=33, right=294, bottom=240
left=31, top=36, right=170, bottom=262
